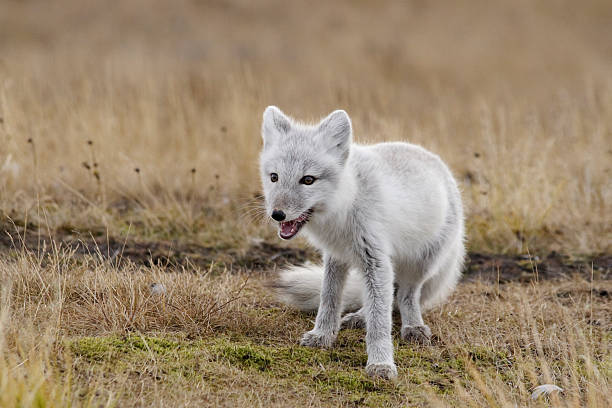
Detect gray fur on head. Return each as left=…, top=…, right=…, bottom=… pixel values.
left=261, top=106, right=351, bottom=163
left=259, top=106, right=353, bottom=222
left=316, top=110, right=352, bottom=162
left=262, top=106, right=293, bottom=147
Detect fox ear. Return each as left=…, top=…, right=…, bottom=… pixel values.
left=262, top=106, right=291, bottom=148
left=318, top=110, right=352, bottom=162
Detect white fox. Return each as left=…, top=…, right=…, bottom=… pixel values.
left=259, top=106, right=465, bottom=379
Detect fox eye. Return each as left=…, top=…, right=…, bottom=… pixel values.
left=270, top=173, right=278, bottom=182
left=300, top=175, right=316, bottom=185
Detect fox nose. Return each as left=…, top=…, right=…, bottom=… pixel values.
left=271, top=209, right=286, bottom=222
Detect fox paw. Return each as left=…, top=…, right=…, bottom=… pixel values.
left=365, top=362, right=398, bottom=380
left=401, top=325, right=432, bottom=344
left=340, top=311, right=365, bottom=329
left=299, top=330, right=335, bottom=348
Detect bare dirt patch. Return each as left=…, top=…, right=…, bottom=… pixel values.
left=464, top=251, right=611, bottom=282
left=0, top=220, right=315, bottom=272
left=1, top=221, right=609, bottom=281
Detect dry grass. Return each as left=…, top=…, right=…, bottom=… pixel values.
left=0, top=0, right=610, bottom=253
left=0, top=1, right=611, bottom=406
left=0, top=248, right=610, bottom=407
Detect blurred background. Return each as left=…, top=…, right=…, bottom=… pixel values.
left=0, top=0, right=610, bottom=253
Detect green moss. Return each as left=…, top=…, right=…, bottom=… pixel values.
left=207, top=337, right=400, bottom=404
left=274, top=345, right=330, bottom=365
left=70, top=336, right=123, bottom=362
left=213, top=342, right=273, bottom=371
left=312, top=370, right=390, bottom=393
left=468, top=346, right=510, bottom=365
left=68, top=334, right=533, bottom=405
left=70, top=335, right=182, bottom=363
left=70, top=334, right=210, bottom=386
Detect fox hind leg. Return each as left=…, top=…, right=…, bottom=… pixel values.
left=397, top=282, right=432, bottom=344
left=395, top=260, right=433, bottom=344
left=340, top=307, right=366, bottom=329
left=396, top=239, right=464, bottom=344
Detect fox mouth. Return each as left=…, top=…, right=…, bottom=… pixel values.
left=278, top=209, right=313, bottom=240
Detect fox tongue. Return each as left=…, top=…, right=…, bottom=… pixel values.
left=280, top=220, right=298, bottom=238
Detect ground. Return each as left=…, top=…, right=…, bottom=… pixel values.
left=0, top=0, right=611, bottom=406
left=1, top=221, right=610, bottom=407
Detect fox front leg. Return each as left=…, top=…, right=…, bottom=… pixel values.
left=300, top=255, right=348, bottom=348
left=357, top=237, right=397, bottom=380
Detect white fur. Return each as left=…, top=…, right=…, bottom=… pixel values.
left=275, top=263, right=364, bottom=312
left=260, top=106, right=465, bottom=380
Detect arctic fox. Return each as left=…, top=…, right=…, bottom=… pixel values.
left=259, top=106, right=465, bottom=380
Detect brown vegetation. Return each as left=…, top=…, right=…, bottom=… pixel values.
left=1, top=249, right=610, bottom=406
left=0, top=0, right=610, bottom=406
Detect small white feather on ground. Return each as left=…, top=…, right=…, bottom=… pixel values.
left=150, top=283, right=167, bottom=296
left=531, top=384, right=563, bottom=400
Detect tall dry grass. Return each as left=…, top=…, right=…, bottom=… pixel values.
left=0, top=246, right=609, bottom=406
left=0, top=245, right=253, bottom=406
left=0, top=0, right=610, bottom=253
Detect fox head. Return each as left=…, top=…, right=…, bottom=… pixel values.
left=259, top=106, right=352, bottom=240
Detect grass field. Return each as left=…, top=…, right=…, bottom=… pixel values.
left=0, top=0, right=610, bottom=406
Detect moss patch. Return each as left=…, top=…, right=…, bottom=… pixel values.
left=67, top=333, right=573, bottom=406
left=71, top=335, right=182, bottom=362
left=213, top=342, right=273, bottom=371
